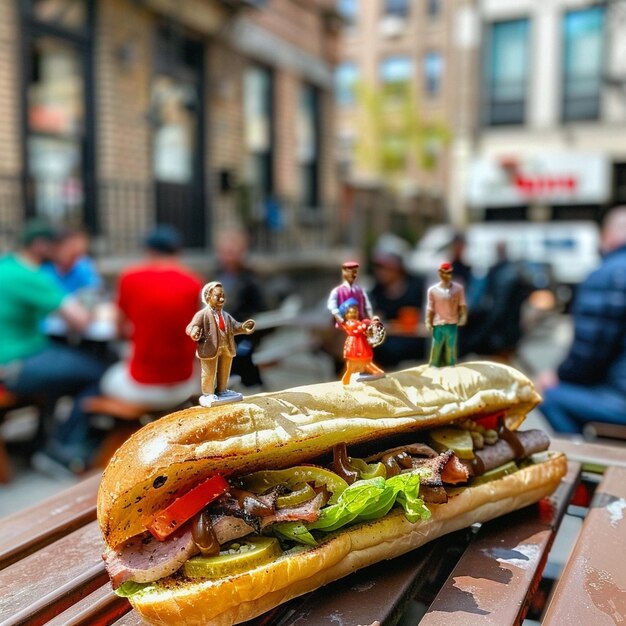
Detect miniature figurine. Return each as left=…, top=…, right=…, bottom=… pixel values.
left=327, top=261, right=374, bottom=325
left=186, top=281, right=255, bottom=407
left=339, top=298, right=385, bottom=384
left=425, top=262, right=467, bottom=367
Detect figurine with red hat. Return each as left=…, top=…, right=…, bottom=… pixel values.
left=425, top=262, right=467, bottom=367
left=327, top=260, right=374, bottom=325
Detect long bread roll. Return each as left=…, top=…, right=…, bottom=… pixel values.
left=97, top=361, right=566, bottom=626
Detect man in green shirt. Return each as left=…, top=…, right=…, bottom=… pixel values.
left=0, top=220, right=107, bottom=474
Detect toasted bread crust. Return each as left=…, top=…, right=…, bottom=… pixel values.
left=97, top=362, right=541, bottom=548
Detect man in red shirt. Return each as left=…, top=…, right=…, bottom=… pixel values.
left=100, top=226, right=203, bottom=408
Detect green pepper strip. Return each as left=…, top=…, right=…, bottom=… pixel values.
left=349, top=458, right=387, bottom=480
left=240, top=466, right=349, bottom=504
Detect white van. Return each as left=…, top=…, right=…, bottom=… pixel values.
left=408, top=221, right=601, bottom=287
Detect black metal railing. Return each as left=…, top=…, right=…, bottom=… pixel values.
left=0, top=176, right=341, bottom=258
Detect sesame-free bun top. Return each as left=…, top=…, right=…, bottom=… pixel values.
left=97, top=362, right=540, bottom=548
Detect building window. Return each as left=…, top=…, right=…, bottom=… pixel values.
left=427, top=0, right=440, bottom=19
left=484, top=18, right=530, bottom=126
left=21, top=0, right=94, bottom=228
left=380, top=55, right=412, bottom=100
left=150, top=26, right=205, bottom=247
left=244, top=66, right=273, bottom=200
left=29, top=0, right=88, bottom=30
left=424, top=51, right=443, bottom=96
left=562, top=7, right=605, bottom=122
left=337, top=0, right=358, bottom=29
left=297, top=84, right=319, bottom=208
left=335, top=62, right=359, bottom=107
left=383, top=0, right=409, bottom=18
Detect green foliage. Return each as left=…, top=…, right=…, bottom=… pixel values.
left=353, top=80, right=450, bottom=185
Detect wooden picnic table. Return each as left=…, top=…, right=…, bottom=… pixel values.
left=0, top=437, right=624, bottom=626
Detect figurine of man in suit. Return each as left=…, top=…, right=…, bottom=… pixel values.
left=186, top=281, right=255, bottom=407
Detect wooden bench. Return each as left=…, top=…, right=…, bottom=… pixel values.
left=582, top=421, right=626, bottom=443
left=83, top=396, right=194, bottom=468
left=0, top=440, right=623, bottom=626
left=0, top=389, right=47, bottom=484
left=542, top=464, right=626, bottom=624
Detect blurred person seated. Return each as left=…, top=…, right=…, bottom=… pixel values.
left=42, top=226, right=102, bottom=296
left=369, top=234, right=427, bottom=368
left=99, top=225, right=203, bottom=410
left=464, top=241, right=530, bottom=359
left=41, top=226, right=108, bottom=344
left=537, top=206, right=626, bottom=434
left=0, top=219, right=107, bottom=472
left=215, top=227, right=267, bottom=390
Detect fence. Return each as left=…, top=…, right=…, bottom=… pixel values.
left=0, top=176, right=342, bottom=258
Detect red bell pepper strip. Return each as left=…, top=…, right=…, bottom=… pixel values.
left=473, top=410, right=506, bottom=431
left=148, top=475, right=229, bottom=541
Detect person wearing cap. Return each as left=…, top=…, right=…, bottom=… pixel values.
left=327, top=261, right=374, bottom=324
left=0, top=218, right=107, bottom=472
left=99, top=225, right=203, bottom=409
left=425, top=262, right=467, bottom=367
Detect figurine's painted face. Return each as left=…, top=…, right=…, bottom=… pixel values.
left=208, top=285, right=226, bottom=310
left=345, top=305, right=359, bottom=320
left=342, top=266, right=358, bottom=285
left=438, top=268, right=453, bottom=284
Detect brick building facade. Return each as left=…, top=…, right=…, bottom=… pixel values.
left=0, top=0, right=340, bottom=257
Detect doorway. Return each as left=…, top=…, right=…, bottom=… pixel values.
left=151, top=26, right=206, bottom=248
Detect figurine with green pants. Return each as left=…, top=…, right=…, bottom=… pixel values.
left=426, top=262, right=467, bottom=367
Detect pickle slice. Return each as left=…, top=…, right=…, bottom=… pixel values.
left=183, top=536, right=282, bottom=579
left=472, top=461, right=519, bottom=485
left=429, top=427, right=474, bottom=459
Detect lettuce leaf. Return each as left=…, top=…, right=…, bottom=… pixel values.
left=114, top=580, right=152, bottom=598
left=308, top=477, right=387, bottom=532
left=386, top=472, right=431, bottom=523
left=308, top=471, right=430, bottom=534
left=271, top=521, right=318, bottom=546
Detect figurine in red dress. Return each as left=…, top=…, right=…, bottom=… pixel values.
left=339, top=298, right=385, bottom=385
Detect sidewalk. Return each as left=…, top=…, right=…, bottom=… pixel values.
left=0, top=312, right=570, bottom=518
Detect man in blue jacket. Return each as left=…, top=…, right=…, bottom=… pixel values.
left=538, top=206, right=626, bottom=433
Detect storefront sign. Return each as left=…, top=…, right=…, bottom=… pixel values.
left=467, top=153, right=610, bottom=206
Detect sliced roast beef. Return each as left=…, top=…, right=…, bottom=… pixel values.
left=260, top=492, right=325, bottom=527
left=419, top=484, right=449, bottom=504
left=211, top=514, right=255, bottom=544
left=103, top=527, right=198, bottom=589
left=440, top=452, right=472, bottom=484
left=408, top=450, right=470, bottom=504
